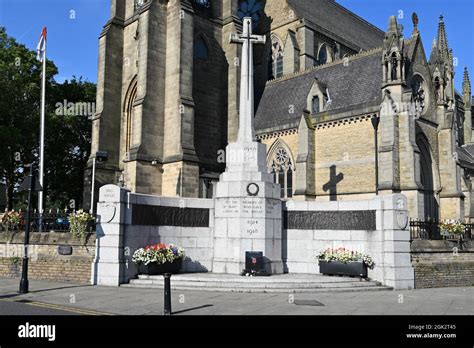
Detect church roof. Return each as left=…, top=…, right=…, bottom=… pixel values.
left=459, top=145, right=474, bottom=170
left=287, top=0, right=385, bottom=50
left=255, top=49, right=383, bottom=131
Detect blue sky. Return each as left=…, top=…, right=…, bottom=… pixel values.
left=0, top=0, right=111, bottom=82
left=0, top=0, right=472, bottom=91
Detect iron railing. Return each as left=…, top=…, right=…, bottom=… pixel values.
left=0, top=210, right=94, bottom=233
left=410, top=219, right=474, bottom=241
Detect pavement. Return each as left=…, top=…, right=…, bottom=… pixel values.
left=0, top=277, right=473, bottom=315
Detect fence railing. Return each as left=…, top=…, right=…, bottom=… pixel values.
left=410, top=219, right=474, bottom=241
left=0, top=210, right=95, bottom=233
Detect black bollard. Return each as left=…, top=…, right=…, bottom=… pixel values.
left=164, top=273, right=172, bottom=315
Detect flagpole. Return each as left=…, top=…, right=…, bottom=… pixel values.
left=38, top=32, right=46, bottom=231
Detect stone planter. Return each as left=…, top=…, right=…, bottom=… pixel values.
left=138, top=258, right=183, bottom=275
left=319, top=260, right=368, bottom=278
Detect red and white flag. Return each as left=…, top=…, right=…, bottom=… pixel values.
left=36, top=27, right=47, bottom=61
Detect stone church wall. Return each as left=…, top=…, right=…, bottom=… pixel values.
left=314, top=117, right=376, bottom=199
left=193, top=15, right=227, bottom=173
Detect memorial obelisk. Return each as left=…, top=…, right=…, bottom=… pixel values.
left=213, top=18, right=284, bottom=275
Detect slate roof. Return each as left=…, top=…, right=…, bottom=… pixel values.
left=255, top=49, right=383, bottom=131
left=287, top=0, right=385, bottom=50
left=459, top=145, right=474, bottom=170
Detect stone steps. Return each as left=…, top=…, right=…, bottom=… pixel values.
left=122, top=273, right=392, bottom=293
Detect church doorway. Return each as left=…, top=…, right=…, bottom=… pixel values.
left=417, top=135, right=439, bottom=221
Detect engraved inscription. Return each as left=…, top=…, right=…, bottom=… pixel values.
left=266, top=200, right=280, bottom=215
left=284, top=210, right=376, bottom=231
left=242, top=198, right=263, bottom=215
left=221, top=198, right=240, bottom=214
left=246, top=219, right=260, bottom=235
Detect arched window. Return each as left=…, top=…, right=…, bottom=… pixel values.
left=268, top=36, right=283, bottom=80
left=317, top=44, right=328, bottom=65
left=268, top=141, right=294, bottom=199
left=390, top=52, right=398, bottom=81
left=124, top=79, right=138, bottom=154
left=312, top=96, right=320, bottom=114
left=194, top=37, right=209, bottom=60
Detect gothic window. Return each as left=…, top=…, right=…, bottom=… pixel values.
left=390, top=52, right=398, bottom=81
left=194, top=0, right=210, bottom=8
left=124, top=79, right=138, bottom=154
left=268, top=142, right=294, bottom=199
left=317, top=44, right=328, bottom=65
left=268, top=37, right=283, bottom=80
left=238, top=0, right=263, bottom=27
left=312, top=96, right=320, bottom=114
left=194, top=37, right=209, bottom=60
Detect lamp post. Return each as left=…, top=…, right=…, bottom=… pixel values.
left=19, top=164, right=42, bottom=294
left=371, top=116, right=380, bottom=195
left=90, top=151, right=108, bottom=215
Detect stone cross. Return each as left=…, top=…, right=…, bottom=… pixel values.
left=230, top=17, right=266, bottom=143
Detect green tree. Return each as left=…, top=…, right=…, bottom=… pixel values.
left=0, top=27, right=95, bottom=211
left=45, top=78, right=95, bottom=209
left=0, top=27, right=57, bottom=210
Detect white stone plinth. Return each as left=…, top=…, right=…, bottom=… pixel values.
left=213, top=141, right=284, bottom=274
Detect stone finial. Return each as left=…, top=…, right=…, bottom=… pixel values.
left=463, top=67, right=471, bottom=103
left=386, top=15, right=398, bottom=37
left=411, top=12, right=419, bottom=35
left=437, top=14, right=449, bottom=60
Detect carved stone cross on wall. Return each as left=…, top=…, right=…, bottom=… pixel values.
left=230, top=17, right=266, bottom=143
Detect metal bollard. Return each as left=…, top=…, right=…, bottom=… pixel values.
left=164, top=273, right=172, bottom=315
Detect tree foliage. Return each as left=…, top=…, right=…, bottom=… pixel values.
left=0, top=27, right=95, bottom=210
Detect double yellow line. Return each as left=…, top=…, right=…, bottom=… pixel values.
left=1, top=298, right=113, bottom=316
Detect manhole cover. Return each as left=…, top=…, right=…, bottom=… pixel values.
left=293, top=300, right=324, bottom=306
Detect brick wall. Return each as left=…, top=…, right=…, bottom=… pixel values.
left=0, top=232, right=95, bottom=284
left=411, top=240, right=474, bottom=288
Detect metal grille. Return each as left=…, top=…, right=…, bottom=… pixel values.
left=0, top=210, right=94, bottom=233
left=410, top=219, right=474, bottom=240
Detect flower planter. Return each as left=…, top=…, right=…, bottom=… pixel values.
left=319, top=260, right=368, bottom=278
left=138, top=258, right=183, bottom=275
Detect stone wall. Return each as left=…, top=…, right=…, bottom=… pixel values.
left=0, top=232, right=95, bottom=284
left=411, top=239, right=474, bottom=288
left=284, top=195, right=414, bottom=289
left=314, top=116, right=376, bottom=198
left=93, top=185, right=414, bottom=289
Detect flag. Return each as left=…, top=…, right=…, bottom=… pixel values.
left=36, top=27, right=47, bottom=61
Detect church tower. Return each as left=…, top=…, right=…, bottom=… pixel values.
left=85, top=0, right=236, bottom=209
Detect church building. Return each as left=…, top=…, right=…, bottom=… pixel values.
left=86, top=0, right=474, bottom=222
